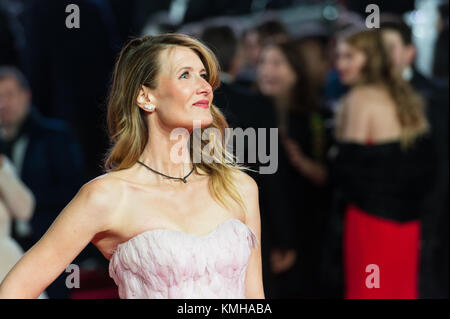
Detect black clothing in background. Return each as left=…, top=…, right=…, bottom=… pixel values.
left=407, top=67, right=449, bottom=298
left=331, top=136, right=437, bottom=222
left=328, top=134, right=439, bottom=298
left=410, top=68, right=449, bottom=298
left=213, top=81, right=297, bottom=298
left=0, top=107, right=86, bottom=298
left=283, top=108, right=334, bottom=298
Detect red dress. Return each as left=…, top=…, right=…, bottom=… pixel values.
left=343, top=138, right=422, bottom=299
left=343, top=202, right=421, bottom=299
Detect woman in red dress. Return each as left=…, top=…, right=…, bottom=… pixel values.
left=333, top=29, right=435, bottom=299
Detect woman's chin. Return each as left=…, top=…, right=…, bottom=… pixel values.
left=198, top=116, right=213, bottom=128
left=181, top=115, right=213, bottom=130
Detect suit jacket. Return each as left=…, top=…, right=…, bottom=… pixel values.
left=4, top=107, right=85, bottom=249
left=0, top=106, right=85, bottom=298
left=410, top=69, right=448, bottom=221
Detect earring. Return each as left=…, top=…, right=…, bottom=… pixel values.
left=144, top=104, right=155, bottom=111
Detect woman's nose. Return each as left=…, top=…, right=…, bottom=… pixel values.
left=197, top=78, right=212, bottom=95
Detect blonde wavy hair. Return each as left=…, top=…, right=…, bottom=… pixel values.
left=341, top=29, right=428, bottom=147
left=104, top=33, right=249, bottom=213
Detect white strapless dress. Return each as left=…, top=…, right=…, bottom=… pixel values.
left=109, top=218, right=258, bottom=299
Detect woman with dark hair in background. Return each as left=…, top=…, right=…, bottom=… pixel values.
left=236, top=20, right=290, bottom=90
left=256, top=39, right=333, bottom=298
left=334, top=29, right=436, bottom=299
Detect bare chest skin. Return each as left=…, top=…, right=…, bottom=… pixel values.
left=91, top=172, right=245, bottom=260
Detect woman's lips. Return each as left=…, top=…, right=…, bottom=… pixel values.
left=193, top=100, right=209, bottom=108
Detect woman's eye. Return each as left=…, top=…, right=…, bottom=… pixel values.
left=180, top=72, right=208, bottom=80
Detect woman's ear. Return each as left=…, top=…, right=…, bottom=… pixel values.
left=137, top=85, right=157, bottom=112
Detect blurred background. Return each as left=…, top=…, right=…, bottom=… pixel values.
left=0, top=0, right=447, bottom=299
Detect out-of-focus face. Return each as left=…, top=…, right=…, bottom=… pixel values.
left=140, top=46, right=214, bottom=131
left=0, top=77, right=30, bottom=130
left=381, top=29, right=414, bottom=73
left=335, top=40, right=366, bottom=85
left=241, top=30, right=261, bottom=68
left=256, top=45, right=297, bottom=98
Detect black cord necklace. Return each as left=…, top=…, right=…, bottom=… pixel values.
left=136, top=160, right=194, bottom=183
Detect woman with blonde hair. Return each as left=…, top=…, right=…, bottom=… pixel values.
left=0, top=33, right=264, bottom=299
left=333, top=28, right=436, bottom=299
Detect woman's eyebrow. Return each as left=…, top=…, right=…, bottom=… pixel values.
left=176, top=66, right=207, bottom=73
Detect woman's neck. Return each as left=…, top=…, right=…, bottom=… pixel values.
left=139, top=127, right=193, bottom=183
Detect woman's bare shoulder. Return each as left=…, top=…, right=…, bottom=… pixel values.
left=231, top=169, right=259, bottom=197
left=230, top=170, right=261, bottom=228
left=72, top=172, right=127, bottom=223
left=81, top=172, right=119, bottom=193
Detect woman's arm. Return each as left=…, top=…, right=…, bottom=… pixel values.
left=0, top=155, right=35, bottom=221
left=238, top=172, right=265, bottom=299
left=0, top=177, right=118, bottom=298
left=281, top=137, right=328, bottom=186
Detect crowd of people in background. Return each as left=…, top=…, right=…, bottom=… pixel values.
left=0, top=0, right=448, bottom=299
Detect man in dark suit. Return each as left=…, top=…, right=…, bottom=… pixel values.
left=0, top=66, right=85, bottom=298
left=201, top=26, right=301, bottom=298
left=381, top=19, right=444, bottom=102
left=381, top=19, right=449, bottom=299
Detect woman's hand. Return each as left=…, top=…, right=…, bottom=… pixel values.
left=270, top=248, right=297, bottom=274
left=0, top=155, right=34, bottom=221
left=281, top=136, right=328, bottom=186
